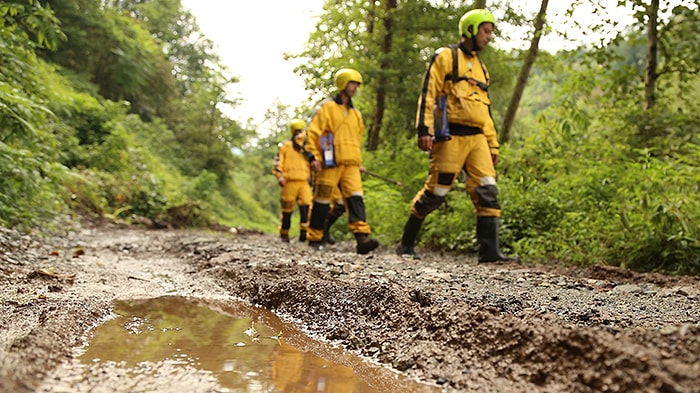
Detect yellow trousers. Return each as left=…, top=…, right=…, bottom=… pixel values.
left=307, top=165, right=371, bottom=241
left=279, top=180, right=312, bottom=235
left=411, top=133, right=501, bottom=218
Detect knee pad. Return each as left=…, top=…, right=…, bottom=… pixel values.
left=314, top=184, right=334, bottom=199
left=437, top=172, right=455, bottom=186
left=345, top=196, right=366, bottom=223
left=414, top=190, right=445, bottom=218
left=280, top=199, right=294, bottom=212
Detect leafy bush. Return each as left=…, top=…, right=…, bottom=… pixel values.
left=0, top=30, right=69, bottom=229
left=359, top=177, right=407, bottom=245
left=500, top=119, right=700, bottom=274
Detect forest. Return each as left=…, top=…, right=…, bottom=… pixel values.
left=1, top=0, right=698, bottom=275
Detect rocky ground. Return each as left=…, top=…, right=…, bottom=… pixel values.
left=1, top=219, right=699, bottom=393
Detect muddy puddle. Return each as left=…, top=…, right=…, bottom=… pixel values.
left=64, top=296, right=441, bottom=393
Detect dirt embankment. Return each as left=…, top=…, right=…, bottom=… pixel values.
left=1, top=221, right=699, bottom=393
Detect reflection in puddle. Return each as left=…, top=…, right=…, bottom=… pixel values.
left=81, top=296, right=440, bottom=393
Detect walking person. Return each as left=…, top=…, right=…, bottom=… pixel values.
left=397, top=9, right=518, bottom=263
left=272, top=119, right=313, bottom=242
left=304, top=68, right=379, bottom=254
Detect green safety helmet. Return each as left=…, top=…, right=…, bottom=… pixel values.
left=459, top=9, right=495, bottom=39
left=334, top=68, right=363, bottom=91
left=290, top=118, right=306, bottom=135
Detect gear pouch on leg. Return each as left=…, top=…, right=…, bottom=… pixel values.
left=433, top=95, right=451, bottom=142
left=320, top=133, right=335, bottom=168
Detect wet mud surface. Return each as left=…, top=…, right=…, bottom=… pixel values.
left=1, top=221, right=699, bottom=392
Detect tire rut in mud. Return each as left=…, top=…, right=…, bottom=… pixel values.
left=182, top=233, right=700, bottom=393
left=2, top=224, right=699, bottom=393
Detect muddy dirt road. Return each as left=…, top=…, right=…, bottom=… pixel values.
left=1, top=220, right=699, bottom=393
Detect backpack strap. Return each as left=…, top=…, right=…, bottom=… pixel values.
left=446, top=44, right=459, bottom=84
left=444, top=44, right=489, bottom=91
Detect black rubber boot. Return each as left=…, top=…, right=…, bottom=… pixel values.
left=298, top=205, right=309, bottom=243
left=280, top=212, right=292, bottom=243
left=322, top=203, right=345, bottom=245
left=323, top=230, right=335, bottom=245
left=355, top=233, right=379, bottom=255
left=308, top=240, right=322, bottom=250
left=476, top=216, right=519, bottom=263
left=397, top=214, right=424, bottom=260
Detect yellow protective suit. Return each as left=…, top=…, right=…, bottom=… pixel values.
left=412, top=43, right=501, bottom=218
left=304, top=95, right=371, bottom=241
left=272, top=132, right=312, bottom=236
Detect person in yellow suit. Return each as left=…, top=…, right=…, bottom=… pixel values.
left=272, top=119, right=314, bottom=242
left=304, top=68, right=379, bottom=254
left=398, top=9, right=518, bottom=263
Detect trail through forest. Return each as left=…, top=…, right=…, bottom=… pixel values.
left=1, top=220, right=699, bottom=393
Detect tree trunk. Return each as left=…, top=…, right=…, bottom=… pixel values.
left=367, top=0, right=396, bottom=151
left=500, top=0, right=549, bottom=143
left=644, top=0, right=659, bottom=111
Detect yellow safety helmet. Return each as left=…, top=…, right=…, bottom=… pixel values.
left=334, top=68, right=363, bottom=91
left=290, top=118, right=306, bottom=135
left=459, top=9, right=495, bottom=39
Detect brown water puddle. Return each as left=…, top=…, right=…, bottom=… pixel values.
left=80, top=296, right=440, bottom=393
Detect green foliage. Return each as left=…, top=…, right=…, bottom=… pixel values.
left=500, top=114, right=699, bottom=274
left=0, top=143, right=69, bottom=229
left=360, top=176, right=407, bottom=244
left=521, top=154, right=697, bottom=274
left=158, top=171, right=218, bottom=228
left=0, top=19, right=68, bottom=229
left=39, top=0, right=176, bottom=119
left=168, top=81, right=249, bottom=182
left=0, top=0, right=66, bottom=50
left=614, top=149, right=699, bottom=274
left=215, top=174, right=278, bottom=233
left=1, top=0, right=258, bottom=231
left=3, top=0, right=699, bottom=277
left=290, top=0, right=464, bottom=146
left=368, top=0, right=700, bottom=275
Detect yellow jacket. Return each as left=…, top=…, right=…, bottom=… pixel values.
left=305, top=95, right=364, bottom=166
left=272, top=133, right=311, bottom=181
left=416, top=44, right=499, bottom=154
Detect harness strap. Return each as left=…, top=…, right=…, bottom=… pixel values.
left=443, top=44, right=489, bottom=92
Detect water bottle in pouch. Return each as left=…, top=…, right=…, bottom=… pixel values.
left=320, top=133, right=335, bottom=168
left=433, top=95, right=451, bottom=142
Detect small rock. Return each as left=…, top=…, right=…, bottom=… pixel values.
left=612, top=284, right=643, bottom=294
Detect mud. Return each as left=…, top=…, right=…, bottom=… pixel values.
left=1, top=220, right=699, bottom=393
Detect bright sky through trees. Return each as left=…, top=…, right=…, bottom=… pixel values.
left=181, top=0, right=324, bottom=127
left=181, top=1, right=641, bottom=128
